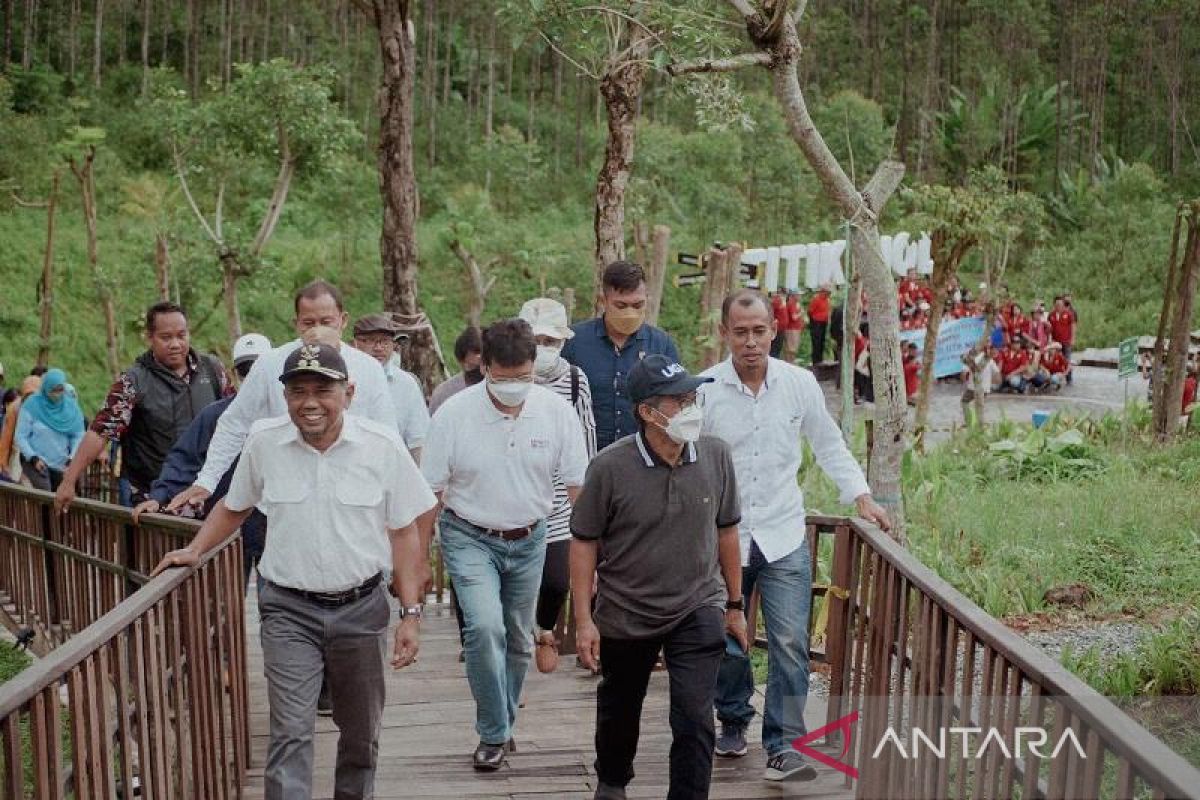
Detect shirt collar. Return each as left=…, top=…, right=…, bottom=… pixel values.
left=280, top=413, right=362, bottom=450
left=713, top=357, right=773, bottom=394
left=634, top=431, right=697, bottom=468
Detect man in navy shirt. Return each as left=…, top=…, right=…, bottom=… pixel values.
left=561, top=261, right=681, bottom=451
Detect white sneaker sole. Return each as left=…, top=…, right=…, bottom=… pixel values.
left=764, top=763, right=818, bottom=782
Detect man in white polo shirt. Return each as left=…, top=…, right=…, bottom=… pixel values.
left=152, top=342, right=435, bottom=800
left=164, top=280, right=397, bottom=513
left=700, top=289, right=890, bottom=782
left=420, top=318, right=588, bottom=771
left=351, top=312, right=430, bottom=462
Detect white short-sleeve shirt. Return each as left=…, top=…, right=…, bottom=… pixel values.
left=421, top=382, right=588, bottom=531
left=383, top=355, right=431, bottom=450
left=223, top=414, right=436, bottom=592
left=195, top=339, right=397, bottom=492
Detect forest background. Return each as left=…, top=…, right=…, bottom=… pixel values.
left=0, top=0, right=1197, bottom=412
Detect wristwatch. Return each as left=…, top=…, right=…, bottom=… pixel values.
left=398, top=604, right=423, bottom=620
left=725, top=598, right=745, bottom=612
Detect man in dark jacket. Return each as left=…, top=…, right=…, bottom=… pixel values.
left=55, top=301, right=231, bottom=512
left=131, top=333, right=272, bottom=587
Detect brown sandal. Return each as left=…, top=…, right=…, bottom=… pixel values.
left=535, top=631, right=559, bottom=673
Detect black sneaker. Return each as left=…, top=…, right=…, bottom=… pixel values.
left=764, top=750, right=818, bottom=782
left=472, top=740, right=506, bottom=771
left=593, top=782, right=627, bottom=800
left=714, top=723, right=748, bottom=758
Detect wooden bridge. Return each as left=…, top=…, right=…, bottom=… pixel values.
left=1, top=472, right=1199, bottom=799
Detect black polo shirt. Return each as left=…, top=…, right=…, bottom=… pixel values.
left=570, top=432, right=741, bottom=639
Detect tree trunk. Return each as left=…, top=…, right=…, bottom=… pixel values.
left=70, top=148, right=120, bottom=380
left=154, top=231, right=170, bottom=301
left=92, top=0, right=103, bottom=88
left=1, top=0, right=10, bottom=72
left=21, top=0, right=32, bottom=69
left=423, top=0, right=436, bottom=168
left=139, top=0, right=149, bottom=93
left=700, top=244, right=742, bottom=368
left=371, top=0, right=443, bottom=393
left=914, top=232, right=973, bottom=439
left=592, top=38, right=649, bottom=309
left=35, top=172, right=60, bottom=370
left=1154, top=203, right=1200, bottom=440
left=646, top=224, right=670, bottom=326
left=756, top=8, right=908, bottom=539
left=221, top=253, right=243, bottom=340
left=450, top=239, right=495, bottom=328
left=1151, top=205, right=1183, bottom=434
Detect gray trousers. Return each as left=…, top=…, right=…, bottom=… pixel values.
left=259, top=582, right=390, bottom=800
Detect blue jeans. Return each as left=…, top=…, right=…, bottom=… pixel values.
left=715, top=541, right=812, bottom=756
left=438, top=510, right=546, bottom=745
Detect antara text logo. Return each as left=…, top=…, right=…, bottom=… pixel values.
left=793, top=712, right=1086, bottom=781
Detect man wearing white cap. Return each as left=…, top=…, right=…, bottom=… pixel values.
left=132, top=332, right=273, bottom=587
left=518, top=298, right=597, bottom=672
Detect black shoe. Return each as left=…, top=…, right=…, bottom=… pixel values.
left=593, top=782, right=627, bottom=800
left=764, top=750, right=818, bottom=782
left=316, top=691, right=333, bottom=718
left=714, top=723, right=748, bottom=758
left=472, top=741, right=506, bottom=771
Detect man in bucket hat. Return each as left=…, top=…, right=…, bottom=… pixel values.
left=153, top=342, right=435, bottom=800
left=570, top=353, right=748, bottom=800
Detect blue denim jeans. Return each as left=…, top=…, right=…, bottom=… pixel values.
left=438, top=510, right=546, bottom=745
left=714, top=541, right=812, bottom=756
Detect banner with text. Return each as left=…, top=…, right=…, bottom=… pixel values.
left=898, top=316, right=987, bottom=379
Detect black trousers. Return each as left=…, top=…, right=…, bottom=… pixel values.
left=536, top=539, right=571, bottom=631
left=594, top=605, right=724, bottom=799
left=810, top=321, right=828, bottom=364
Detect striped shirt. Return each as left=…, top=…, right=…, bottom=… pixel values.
left=540, top=363, right=597, bottom=543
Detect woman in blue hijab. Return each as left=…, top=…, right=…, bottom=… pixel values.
left=16, top=368, right=85, bottom=491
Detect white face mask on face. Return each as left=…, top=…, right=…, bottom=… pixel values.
left=486, top=376, right=532, bottom=407
left=534, top=345, right=561, bottom=375
left=654, top=404, right=704, bottom=444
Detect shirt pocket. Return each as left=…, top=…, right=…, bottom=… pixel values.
left=335, top=475, right=384, bottom=508
left=262, top=477, right=308, bottom=505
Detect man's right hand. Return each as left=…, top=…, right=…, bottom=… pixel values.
left=53, top=481, right=77, bottom=515
left=132, top=499, right=162, bottom=523
left=166, top=484, right=210, bottom=513
left=575, top=619, right=601, bottom=673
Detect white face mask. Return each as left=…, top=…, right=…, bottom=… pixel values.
left=654, top=404, right=704, bottom=445
left=486, top=377, right=532, bottom=407
left=534, top=345, right=561, bottom=375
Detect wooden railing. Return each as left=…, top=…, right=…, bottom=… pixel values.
left=813, top=516, right=1200, bottom=800
left=0, top=482, right=250, bottom=798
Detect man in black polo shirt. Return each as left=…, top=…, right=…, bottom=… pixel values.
left=570, top=354, right=748, bottom=800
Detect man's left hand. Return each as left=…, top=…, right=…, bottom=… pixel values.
left=855, top=494, right=891, bottom=532
left=391, top=618, right=420, bottom=670
left=725, top=609, right=750, bottom=652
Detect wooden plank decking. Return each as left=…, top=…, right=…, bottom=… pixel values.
left=242, top=595, right=855, bottom=800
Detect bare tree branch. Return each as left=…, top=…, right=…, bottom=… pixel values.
left=538, top=31, right=600, bottom=80
left=667, top=51, right=772, bottom=76
left=10, top=193, right=49, bottom=209
left=792, top=0, right=809, bottom=26
left=725, top=0, right=759, bottom=20
left=862, top=159, right=906, bottom=214
left=171, top=144, right=222, bottom=246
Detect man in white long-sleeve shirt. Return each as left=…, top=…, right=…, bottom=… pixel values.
left=166, top=280, right=397, bottom=512
left=699, top=289, right=890, bottom=783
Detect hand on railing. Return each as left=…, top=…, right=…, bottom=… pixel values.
left=53, top=480, right=76, bottom=515
left=166, top=483, right=211, bottom=514
left=150, top=546, right=200, bottom=577
left=132, top=498, right=162, bottom=523
left=391, top=618, right=420, bottom=669
left=854, top=494, right=892, bottom=532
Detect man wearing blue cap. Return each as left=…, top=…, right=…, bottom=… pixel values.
left=153, top=342, right=435, bottom=800
left=570, top=354, right=748, bottom=800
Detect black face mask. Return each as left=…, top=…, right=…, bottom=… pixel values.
left=464, top=366, right=484, bottom=385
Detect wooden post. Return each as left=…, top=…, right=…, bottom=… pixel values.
left=645, top=224, right=671, bottom=326
left=1155, top=201, right=1200, bottom=440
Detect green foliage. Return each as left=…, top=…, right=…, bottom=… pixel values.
left=1063, top=616, right=1200, bottom=697
left=984, top=428, right=1106, bottom=481
left=904, top=165, right=1047, bottom=257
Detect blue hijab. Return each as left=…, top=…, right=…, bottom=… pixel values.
left=22, top=368, right=84, bottom=434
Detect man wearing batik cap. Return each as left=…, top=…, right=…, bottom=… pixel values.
left=153, top=342, right=436, bottom=800
left=352, top=312, right=430, bottom=462
left=570, top=354, right=747, bottom=800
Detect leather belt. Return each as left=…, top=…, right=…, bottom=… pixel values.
left=270, top=572, right=383, bottom=608
left=445, top=508, right=535, bottom=541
